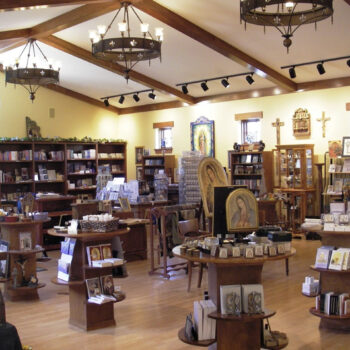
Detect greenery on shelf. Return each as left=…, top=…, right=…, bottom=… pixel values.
left=0, top=136, right=126, bottom=143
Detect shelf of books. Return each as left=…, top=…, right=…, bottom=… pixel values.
left=48, top=227, right=129, bottom=331
left=230, top=151, right=273, bottom=197
left=304, top=230, right=350, bottom=330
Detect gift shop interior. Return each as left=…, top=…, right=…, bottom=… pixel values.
left=1, top=1, right=350, bottom=349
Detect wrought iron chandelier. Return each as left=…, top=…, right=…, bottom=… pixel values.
left=89, top=1, right=163, bottom=81
left=240, top=1, right=334, bottom=52
left=5, top=39, right=60, bottom=101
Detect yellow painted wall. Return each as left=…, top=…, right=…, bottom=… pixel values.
left=1, top=67, right=350, bottom=182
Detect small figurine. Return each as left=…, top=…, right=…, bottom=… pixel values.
left=258, top=140, right=265, bottom=151
left=233, top=143, right=241, bottom=152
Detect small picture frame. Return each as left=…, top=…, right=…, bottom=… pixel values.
left=342, top=137, right=350, bottom=157
left=254, top=245, right=264, bottom=257
left=232, top=246, right=240, bottom=257
left=277, top=244, right=285, bottom=255
left=245, top=246, right=254, bottom=259
left=219, top=247, right=228, bottom=259
left=118, top=197, right=131, bottom=211
left=210, top=246, right=218, bottom=257
left=136, top=166, right=143, bottom=181
left=339, top=214, right=349, bottom=224
left=323, top=214, right=335, bottom=223
left=263, top=244, right=270, bottom=255
left=135, top=146, right=144, bottom=165
left=268, top=245, right=277, bottom=257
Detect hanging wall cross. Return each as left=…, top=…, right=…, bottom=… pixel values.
left=317, top=112, right=330, bottom=138
left=272, top=118, right=284, bottom=145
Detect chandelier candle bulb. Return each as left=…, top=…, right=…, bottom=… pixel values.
left=118, top=22, right=127, bottom=33
left=140, top=23, right=149, bottom=34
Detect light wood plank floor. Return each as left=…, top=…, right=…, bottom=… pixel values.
left=4, top=239, right=350, bottom=349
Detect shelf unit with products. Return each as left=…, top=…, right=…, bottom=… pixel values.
left=142, top=155, right=175, bottom=191
left=230, top=151, right=273, bottom=197
left=97, top=142, right=127, bottom=178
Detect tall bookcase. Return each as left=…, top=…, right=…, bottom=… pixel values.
left=142, top=155, right=176, bottom=191
left=0, top=141, right=127, bottom=201
left=230, top=151, right=273, bottom=196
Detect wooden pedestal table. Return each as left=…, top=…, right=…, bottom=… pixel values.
left=304, top=229, right=350, bottom=330
left=48, top=227, right=129, bottom=331
left=173, top=246, right=296, bottom=350
left=0, top=220, right=48, bottom=301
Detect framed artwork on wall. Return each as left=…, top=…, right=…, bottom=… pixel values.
left=135, top=146, right=144, bottom=164
left=225, top=188, right=258, bottom=232
left=328, top=140, right=342, bottom=158
left=342, top=137, right=350, bottom=157
left=190, top=116, right=215, bottom=157
left=136, top=166, right=143, bottom=181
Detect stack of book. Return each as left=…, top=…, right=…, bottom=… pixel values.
left=193, top=299, right=216, bottom=341
left=316, top=292, right=350, bottom=316
left=86, top=276, right=116, bottom=304
left=57, top=238, right=77, bottom=282
left=315, top=246, right=350, bottom=271
left=86, top=243, right=124, bottom=267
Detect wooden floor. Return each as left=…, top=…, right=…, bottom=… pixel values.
left=4, top=238, right=350, bottom=350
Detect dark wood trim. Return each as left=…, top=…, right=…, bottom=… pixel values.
left=153, top=121, right=174, bottom=129
left=134, top=0, right=296, bottom=92
left=46, top=84, right=120, bottom=113
left=346, top=103, right=350, bottom=111
left=0, top=0, right=114, bottom=10
left=235, top=111, right=263, bottom=121
left=0, top=29, right=30, bottom=40
left=0, top=39, right=26, bottom=53
left=154, top=148, right=172, bottom=154
left=40, top=36, right=195, bottom=105
left=297, top=76, right=350, bottom=92
left=118, top=101, right=187, bottom=115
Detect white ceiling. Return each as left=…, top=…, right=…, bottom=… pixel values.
left=0, top=1, right=349, bottom=109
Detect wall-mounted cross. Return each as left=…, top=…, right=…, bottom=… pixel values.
left=272, top=118, right=284, bottom=145
left=317, top=112, right=331, bottom=138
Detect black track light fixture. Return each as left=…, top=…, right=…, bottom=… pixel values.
left=133, top=93, right=140, bottom=102
left=104, top=99, right=109, bottom=107
left=289, top=66, right=296, bottom=79
left=221, top=78, right=230, bottom=88
left=201, top=81, right=209, bottom=91
left=118, top=95, right=125, bottom=104
left=246, top=74, right=254, bottom=85
left=148, top=91, right=156, bottom=100
left=182, top=84, right=189, bottom=95
left=317, top=62, right=325, bottom=75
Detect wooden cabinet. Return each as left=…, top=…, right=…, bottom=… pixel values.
left=307, top=230, right=350, bottom=330
left=48, top=228, right=129, bottom=331
left=274, top=144, right=315, bottom=231
left=142, top=155, right=176, bottom=191
left=230, top=151, right=273, bottom=196
left=0, top=141, right=127, bottom=202
left=0, top=221, right=47, bottom=301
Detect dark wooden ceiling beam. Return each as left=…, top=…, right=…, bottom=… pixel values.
left=40, top=35, right=196, bottom=104
left=46, top=83, right=120, bottom=113
left=118, top=101, right=187, bottom=115
left=0, top=0, right=113, bottom=10
left=134, top=0, right=297, bottom=92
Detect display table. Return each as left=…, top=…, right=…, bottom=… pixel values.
left=302, top=228, right=350, bottom=330
left=173, top=246, right=295, bottom=350
left=48, top=227, right=129, bottom=331
left=0, top=220, right=48, bottom=301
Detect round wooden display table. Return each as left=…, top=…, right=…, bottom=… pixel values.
left=301, top=228, right=350, bottom=330
left=173, top=246, right=295, bottom=350
left=0, top=220, right=49, bottom=301
left=48, top=228, right=129, bottom=331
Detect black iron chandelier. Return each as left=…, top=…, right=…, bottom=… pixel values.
left=5, top=39, right=60, bottom=101
left=89, top=1, right=163, bottom=81
left=240, top=1, right=334, bottom=52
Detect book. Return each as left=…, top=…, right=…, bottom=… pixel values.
left=0, top=240, right=9, bottom=278
left=100, top=275, right=114, bottom=296
left=57, top=238, right=76, bottom=282
left=193, top=301, right=204, bottom=341
left=86, top=277, right=102, bottom=298
left=334, top=179, right=343, bottom=194
left=329, top=250, right=345, bottom=271
left=57, top=259, right=70, bottom=282
left=200, top=299, right=216, bottom=340
left=86, top=245, right=102, bottom=266
left=328, top=164, right=336, bottom=173
left=325, top=292, right=334, bottom=315
left=314, top=246, right=333, bottom=269
left=19, top=232, right=32, bottom=250
left=220, top=285, right=241, bottom=315
left=100, top=244, right=113, bottom=260
left=47, top=169, right=57, bottom=181
left=343, top=159, right=350, bottom=173
left=241, top=284, right=264, bottom=314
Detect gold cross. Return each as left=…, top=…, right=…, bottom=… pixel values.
left=317, top=112, right=330, bottom=138
left=272, top=118, right=285, bottom=145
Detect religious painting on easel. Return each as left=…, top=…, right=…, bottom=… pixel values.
left=292, top=108, right=311, bottom=137
left=328, top=140, right=342, bottom=158
left=190, top=116, right=215, bottom=157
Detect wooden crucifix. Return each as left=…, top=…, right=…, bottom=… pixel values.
left=317, top=112, right=331, bottom=138
left=272, top=118, right=284, bottom=145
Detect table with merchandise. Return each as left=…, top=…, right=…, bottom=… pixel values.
left=173, top=244, right=295, bottom=350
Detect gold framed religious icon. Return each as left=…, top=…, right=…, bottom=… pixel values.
left=198, top=157, right=228, bottom=218
left=225, top=188, right=258, bottom=232
left=292, top=108, right=311, bottom=137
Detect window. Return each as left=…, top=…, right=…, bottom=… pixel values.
left=241, top=119, right=261, bottom=144
left=153, top=121, right=174, bottom=151
left=155, top=127, right=172, bottom=149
